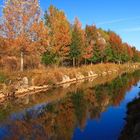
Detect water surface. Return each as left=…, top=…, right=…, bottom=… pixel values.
left=0, top=70, right=140, bottom=140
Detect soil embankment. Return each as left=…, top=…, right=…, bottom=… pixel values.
left=0, top=63, right=140, bottom=103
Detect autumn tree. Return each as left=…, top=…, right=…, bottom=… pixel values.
left=84, top=26, right=108, bottom=64
left=0, top=2, right=140, bottom=70
left=132, top=47, right=140, bottom=62
left=0, top=0, right=47, bottom=71
left=84, top=25, right=97, bottom=64
left=121, top=43, right=130, bottom=63
left=44, top=5, right=71, bottom=66
left=108, top=31, right=123, bottom=63
left=70, top=18, right=85, bottom=66
left=96, top=29, right=107, bottom=63
left=87, top=29, right=106, bottom=64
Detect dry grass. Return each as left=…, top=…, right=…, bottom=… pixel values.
left=0, top=63, right=140, bottom=87
left=26, top=63, right=140, bottom=86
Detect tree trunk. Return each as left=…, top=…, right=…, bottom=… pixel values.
left=85, top=59, right=87, bottom=65
left=20, top=51, right=24, bottom=72
left=73, top=57, right=76, bottom=67
left=101, top=60, right=103, bottom=64
left=91, top=61, right=92, bottom=66
left=77, top=59, right=79, bottom=67
left=61, top=57, right=63, bottom=67
left=118, top=61, right=120, bottom=65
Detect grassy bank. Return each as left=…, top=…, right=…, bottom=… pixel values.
left=0, top=63, right=140, bottom=102
left=1, top=63, right=139, bottom=85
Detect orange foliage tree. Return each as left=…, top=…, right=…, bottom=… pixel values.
left=84, top=25, right=96, bottom=64
left=44, top=5, right=71, bottom=66
left=0, top=0, right=48, bottom=71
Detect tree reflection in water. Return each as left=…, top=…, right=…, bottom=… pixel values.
left=1, top=70, right=140, bottom=140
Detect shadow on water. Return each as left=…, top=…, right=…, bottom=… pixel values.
left=0, top=70, right=140, bottom=140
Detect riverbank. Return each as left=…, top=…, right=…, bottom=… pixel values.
left=119, top=96, right=140, bottom=140
left=0, top=63, right=140, bottom=103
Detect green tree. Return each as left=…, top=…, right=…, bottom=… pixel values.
left=90, top=46, right=102, bottom=63
left=69, top=18, right=85, bottom=66
left=104, top=45, right=114, bottom=62
left=42, top=51, right=57, bottom=65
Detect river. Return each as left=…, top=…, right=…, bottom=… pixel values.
left=0, top=70, right=140, bottom=140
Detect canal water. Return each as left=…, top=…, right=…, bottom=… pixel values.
left=0, top=70, right=140, bottom=140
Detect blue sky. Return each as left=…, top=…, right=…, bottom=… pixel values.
left=0, top=0, right=140, bottom=50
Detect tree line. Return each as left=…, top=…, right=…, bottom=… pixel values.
left=0, top=0, right=140, bottom=71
